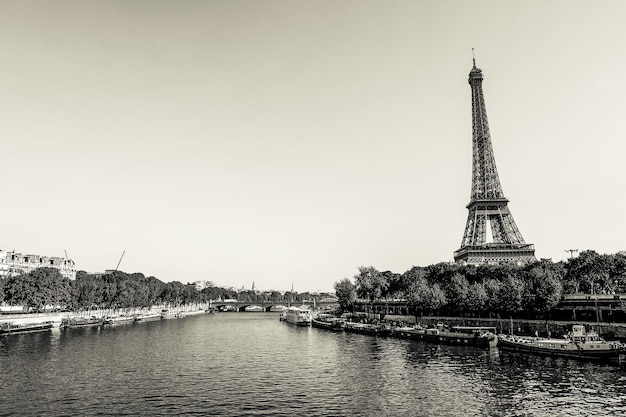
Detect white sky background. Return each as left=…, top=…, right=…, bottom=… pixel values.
left=1, top=1, right=625, bottom=292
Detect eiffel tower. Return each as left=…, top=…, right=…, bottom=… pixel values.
left=454, top=56, right=536, bottom=265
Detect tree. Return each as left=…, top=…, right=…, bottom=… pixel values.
left=354, top=266, right=388, bottom=304
left=522, top=261, right=563, bottom=315
left=70, top=272, right=101, bottom=311
left=565, top=250, right=609, bottom=294
left=483, top=279, right=502, bottom=315
left=334, top=278, right=356, bottom=312
left=499, top=276, right=525, bottom=315
left=445, top=274, right=470, bottom=313
left=466, top=282, right=487, bottom=314
left=424, top=283, right=446, bottom=312
left=475, top=264, right=517, bottom=283
left=383, top=271, right=404, bottom=299
left=407, top=274, right=431, bottom=316
left=425, top=262, right=461, bottom=287
left=3, top=268, right=70, bottom=312
left=402, top=266, right=427, bottom=299
left=100, top=272, right=119, bottom=309
left=162, top=281, right=188, bottom=306
left=534, top=273, right=562, bottom=315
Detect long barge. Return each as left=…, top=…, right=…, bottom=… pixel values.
left=102, top=315, right=135, bottom=325
left=344, top=322, right=392, bottom=336
left=0, top=321, right=55, bottom=335
left=392, top=324, right=497, bottom=348
left=60, top=316, right=103, bottom=328
left=498, top=324, right=625, bottom=363
left=311, top=314, right=345, bottom=332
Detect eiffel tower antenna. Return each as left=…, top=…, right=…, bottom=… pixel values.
left=454, top=58, right=536, bottom=265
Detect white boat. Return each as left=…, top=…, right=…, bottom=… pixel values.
left=285, top=306, right=311, bottom=326
left=244, top=305, right=264, bottom=312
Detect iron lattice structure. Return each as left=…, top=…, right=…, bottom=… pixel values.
left=454, top=60, right=536, bottom=265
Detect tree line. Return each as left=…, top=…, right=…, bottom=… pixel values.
left=0, top=269, right=332, bottom=313
left=0, top=269, right=203, bottom=312
left=334, top=250, right=626, bottom=319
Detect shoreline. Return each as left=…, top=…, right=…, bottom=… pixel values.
left=0, top=306, right=208, bottom=326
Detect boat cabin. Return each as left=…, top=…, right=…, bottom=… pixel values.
left=570, top=324, right=603, bottom=343
left=452, top=326, right=497, bottom=335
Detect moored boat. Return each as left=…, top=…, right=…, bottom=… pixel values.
left=311, top=314, right=345, bottom=332
left=344, top=321, right=391, bottom=336
left=160, top=309, right=186, bottom=319
left=60, top=316, right=103, bottom=328
left=102, top=315, right=134, bottom=325
left=497, top=324, right=625, bottom=363
left=0, top=321, right=55, bottom=335
left=285, top=306, right=311, bottom=326
left=133, top=312, right=162, bottom=322
left=244, top=305, right=263, bottom=312
left=393, top=323, right=497, bottom=348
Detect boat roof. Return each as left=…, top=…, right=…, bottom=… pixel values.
left=452, top=326, right=496, bottom=330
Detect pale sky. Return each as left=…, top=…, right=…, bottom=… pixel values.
left=1, top=1, right=625, bottom=292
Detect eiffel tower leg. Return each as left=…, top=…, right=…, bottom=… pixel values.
left=461, top=205, right=487, bottom=246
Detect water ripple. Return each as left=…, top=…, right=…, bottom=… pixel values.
left=2, top=313, right=626, bottom=416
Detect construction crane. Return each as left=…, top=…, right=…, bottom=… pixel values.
left=115, top=250, right=125, bottom=271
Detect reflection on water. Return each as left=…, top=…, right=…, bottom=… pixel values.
left=2, top=313, right=626, bottom=416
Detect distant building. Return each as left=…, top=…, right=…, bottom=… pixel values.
left=0, top=249, right=76, bottom=280
left=194, top=280, right=215, bottom=291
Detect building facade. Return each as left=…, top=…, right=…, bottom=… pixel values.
left=0, top=249, right=77, bottom=280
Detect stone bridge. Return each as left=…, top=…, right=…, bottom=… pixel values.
left=209, top=300, right=338, bottom=312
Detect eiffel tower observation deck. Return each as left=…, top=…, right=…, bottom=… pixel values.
left=454, top=56, right=536, bottom=265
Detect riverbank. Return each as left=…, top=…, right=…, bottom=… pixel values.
left=0, top=306, right=208, bottom=326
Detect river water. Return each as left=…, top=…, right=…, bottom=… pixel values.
left=1, top=312, right=626, bottom=416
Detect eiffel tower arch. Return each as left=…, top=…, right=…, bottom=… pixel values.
left=454, top=57, right=536, bottom=265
